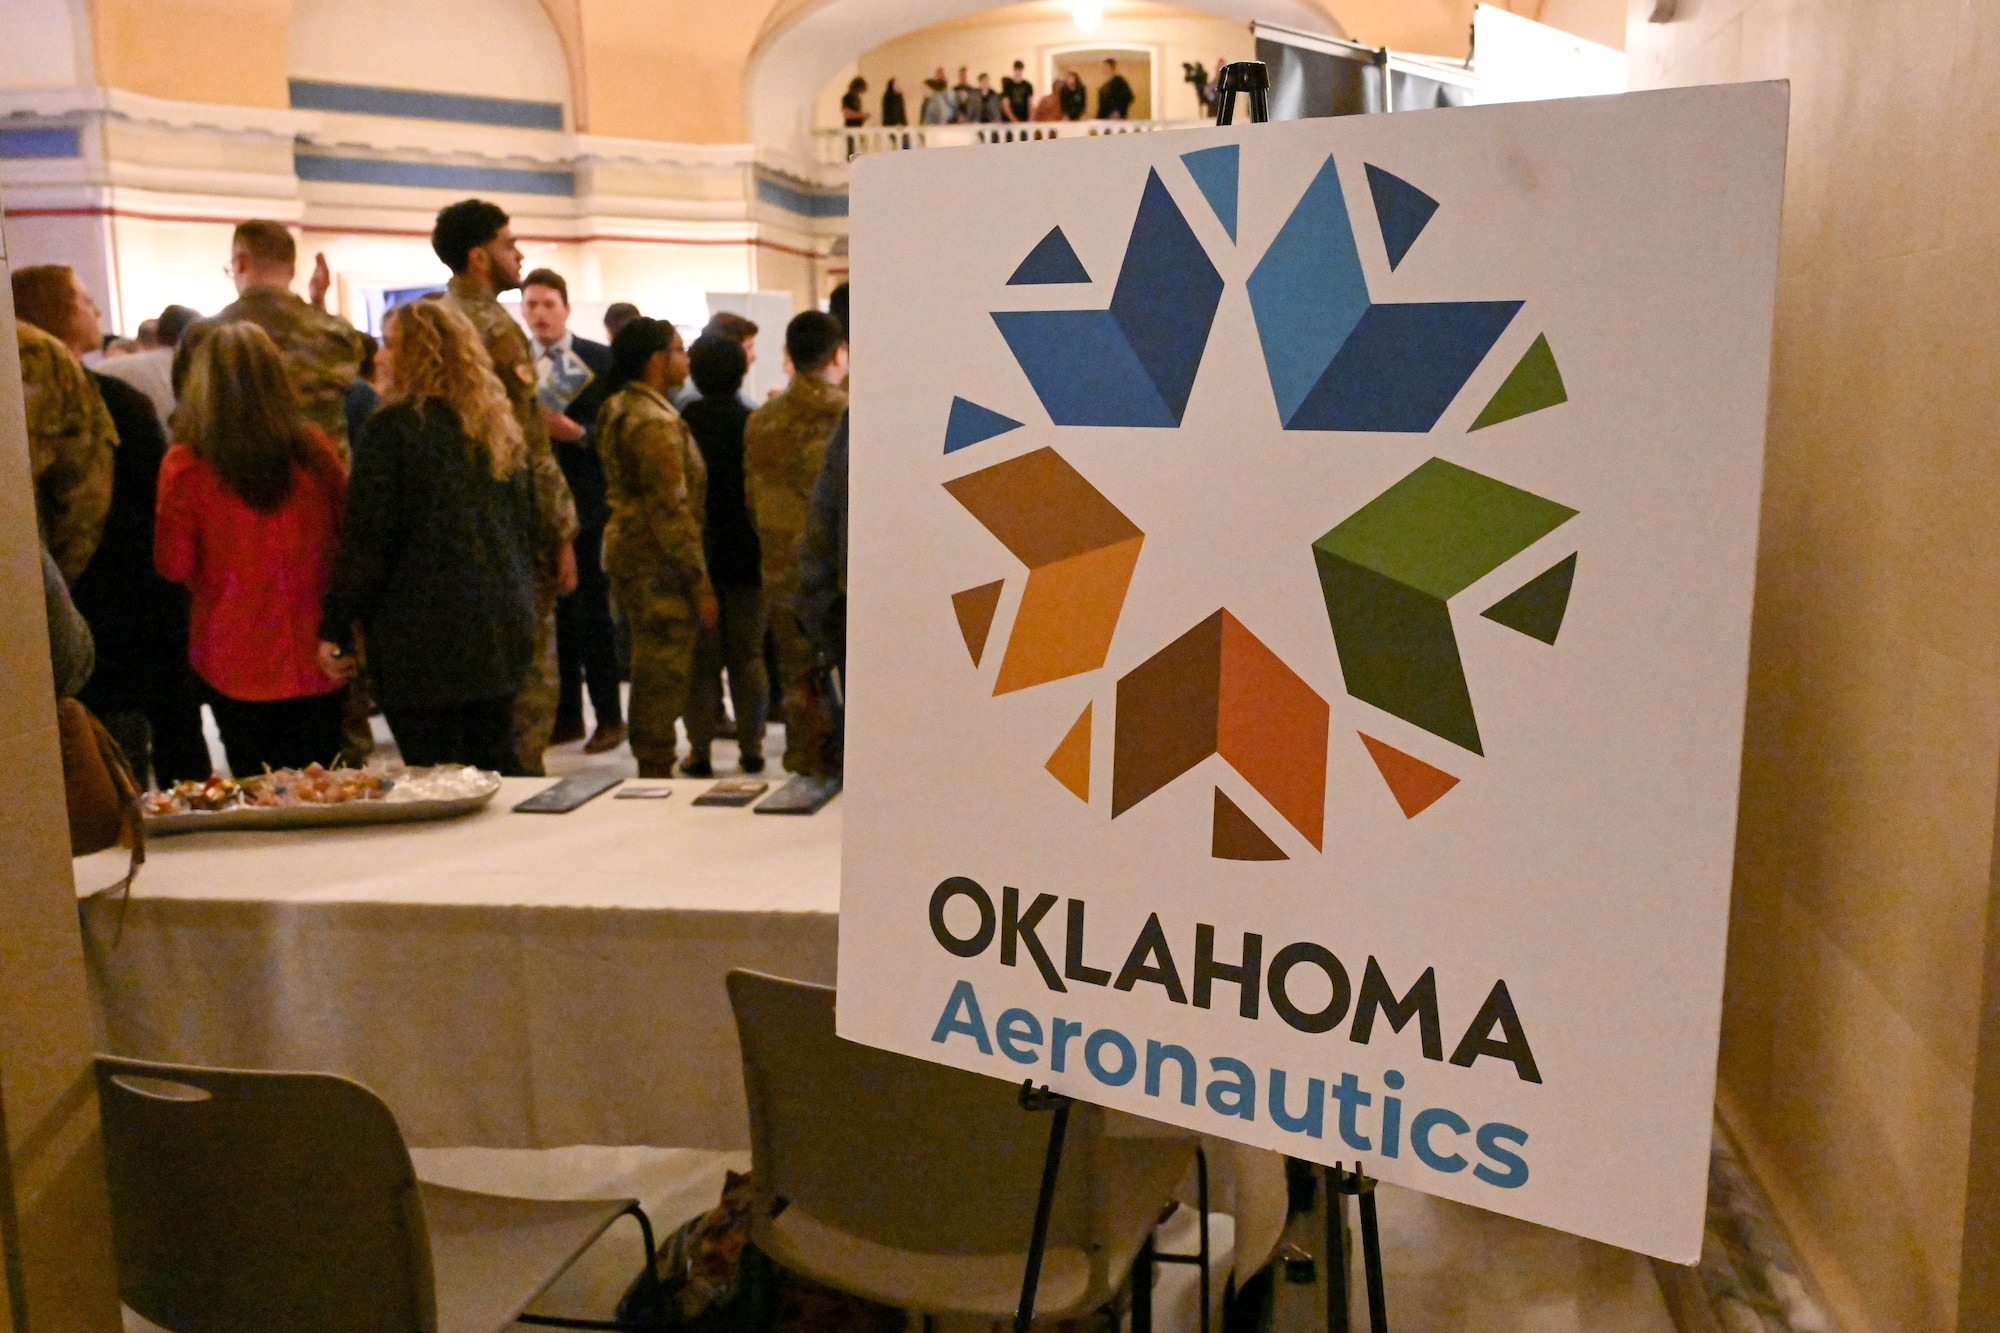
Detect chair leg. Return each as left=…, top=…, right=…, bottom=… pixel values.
left=519, top=1203, right=665, bottom=1331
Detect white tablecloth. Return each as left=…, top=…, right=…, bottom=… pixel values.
left=75, top=778, right=839, bottom=1150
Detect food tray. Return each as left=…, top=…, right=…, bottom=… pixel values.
left=144, top=772, right=502, bottom=835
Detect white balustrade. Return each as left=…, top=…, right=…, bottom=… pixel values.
left=816, top=119, right=1208, bottom=164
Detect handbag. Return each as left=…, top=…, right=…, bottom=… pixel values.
left=59, top=696, right=145, bottom=896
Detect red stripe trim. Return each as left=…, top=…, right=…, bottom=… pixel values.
left=2, top=204, right=831, bottom=259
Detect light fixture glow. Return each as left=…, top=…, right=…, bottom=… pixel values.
left=1070, top=0, right=1103, bottom=33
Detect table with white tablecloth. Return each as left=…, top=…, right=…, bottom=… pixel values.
left=74, top=778, right=839, bottom=1150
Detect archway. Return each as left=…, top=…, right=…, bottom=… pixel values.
left=746, top=0, right=1345, bottom=155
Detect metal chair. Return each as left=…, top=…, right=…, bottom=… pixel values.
left=94, top=1055, right=663, bottom=1333
left=726, top=968, right=1194, bottom=1322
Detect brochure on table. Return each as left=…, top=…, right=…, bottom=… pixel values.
left=839, top=83, right=1788, bottom=1264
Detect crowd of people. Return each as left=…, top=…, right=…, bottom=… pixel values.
left=841, top=57, right=1139, bottom=127
left=21, top=200, right=852, bottom=788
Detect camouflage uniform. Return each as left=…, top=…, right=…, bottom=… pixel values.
left=743, top=373, right=847, bottom=773
left=596, top=382, right=711, bottom=775
left=182, top=286, right=367, bottom=457
left=18, top=322, right=116, bottom=582
left=446, top=276, right=581, bottom=775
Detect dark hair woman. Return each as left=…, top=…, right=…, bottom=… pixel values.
left=317, top=297, right=540, bottom=773
left=881, top=77, right=907, bottom=127
left=156, top=321, right=348, bottom=773
left=842, top=76, right=870, bottom=127
left=596, top=318, right=718, bottom=777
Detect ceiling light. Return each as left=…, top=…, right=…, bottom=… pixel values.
left=1071, top=1, right=1103, bottom=34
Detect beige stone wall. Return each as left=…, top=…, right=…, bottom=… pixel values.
left=1628, top=2, right=2000, bottom=1330
left=0, top=211, right=123, bottom=1332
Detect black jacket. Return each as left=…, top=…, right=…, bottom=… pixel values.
left=74, top=371, right=190, bottom=714
left=679, top=392, right=761, bottom=588
left=320, top=400, right=539, bottom=707
left=557, top=336, right=615, bottom=532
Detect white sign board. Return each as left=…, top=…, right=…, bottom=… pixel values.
left=841, top=83, right=1787, bottom=1263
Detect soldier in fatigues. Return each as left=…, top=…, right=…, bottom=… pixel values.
left=432, top=199, right=580, bottom=776
left=743, top=312, right=848, bottom=775
left=177, top=220, right=367, bottom=459
left=594, top=319, right=717, bottom=777
left=17, top=320, right=116, bottom=582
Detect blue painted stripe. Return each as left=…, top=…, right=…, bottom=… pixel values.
left=289, top=80, right=564, bottom=131
left=756, top=177, right=848, bottom=218
left=0, top=127, right=82, bottom=159
left=294, top=153, right=575, bottom=197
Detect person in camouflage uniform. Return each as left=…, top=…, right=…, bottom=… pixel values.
left=432, top=199, right=581, bottom=776
left=17, top=316, right=116, bottom=582
left=744, top=312, right=848, bottom=775
left=594, top=319, right=717, bottom=777
left=176, top=220, right=367, bottom=459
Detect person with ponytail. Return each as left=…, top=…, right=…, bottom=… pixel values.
left=595, top=317, right=717, bottom=777
left=156, top=321, right=348, bottom=773
left=317, top=298, right=539, bottom=773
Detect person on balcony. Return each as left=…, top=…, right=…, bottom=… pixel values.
left=841, top=77, right=870, bottom=128
left=974, top=72, right=1003, bottom=123
left=881, top=78, right=907, bottom=127
left=1097, top=59, right=1136, bottom=119
left=921, top=73, right=955, bottom=125
left=1001, top=61, right=1034, bottom=123
left=1058, top=70, right=1088, bottom=120
left=952, top=67, right=979, bottom=121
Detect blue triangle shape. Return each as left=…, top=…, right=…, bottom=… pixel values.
left=1007, top=227, right=1091, bottom=285
left=1180, top=144, right=1239, bottom=242
left=1365, top=163, right=1440, bottom=270
left=943, top=396, right=1024, bottom=454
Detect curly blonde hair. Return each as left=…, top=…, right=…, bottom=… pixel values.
left=383, top=296, right=526, bottom=479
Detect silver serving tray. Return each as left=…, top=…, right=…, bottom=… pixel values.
left=144, top=771, right=502, bottom=835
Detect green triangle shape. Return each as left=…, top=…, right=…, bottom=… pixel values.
left=1469, top=333, right=1567, bottom=431
left=1481, top=553, right=1576, bottom=645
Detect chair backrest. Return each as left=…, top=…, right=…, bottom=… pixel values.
left=94, top=1055, right=436, bottom=1333
left=728, top=968, right=1103, bottom=1258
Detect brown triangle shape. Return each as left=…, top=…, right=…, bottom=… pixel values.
left=1358, top=733, right=1460, bottom=818
left=952, top=580, right=1005, bottom=666
left=1046, top=704, right=1092, bottom=802
left=1212, top=788, right=1287, bottom=860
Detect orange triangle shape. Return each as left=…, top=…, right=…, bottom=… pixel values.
left=1212, top=788, right=1287, bottom=860
left=1046, top=704, right=1092, bottom=801
left=1358, top=733, right=1460, bottom=818
left=952, top=580, right=1005, bottom=666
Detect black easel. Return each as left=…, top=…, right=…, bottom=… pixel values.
left=1213, top=61, right=1270, bottom=126
left=1014, top=1081, right=1074, bottom=1333
left=1013, top=1081, right=1212, bottom=1333
left=1325, top=1163, right=1389, bottom=1333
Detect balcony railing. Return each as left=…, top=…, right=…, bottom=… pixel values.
left=816, top=119, right=1208, bottom=164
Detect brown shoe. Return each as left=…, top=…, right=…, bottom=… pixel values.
left=583, top=722, right=627, bottom=754
left=636, top=760, right=678, bottom=779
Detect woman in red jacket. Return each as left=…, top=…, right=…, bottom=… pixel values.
left=156, top=322, right=347, bottom=775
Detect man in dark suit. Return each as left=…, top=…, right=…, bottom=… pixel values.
left=521, top=268, right=624, bottom=752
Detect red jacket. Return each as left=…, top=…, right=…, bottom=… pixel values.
left=155, top=428, right=347, bottom=702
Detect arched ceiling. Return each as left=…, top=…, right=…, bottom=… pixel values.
left=745, top=0, right=1347, bottom=154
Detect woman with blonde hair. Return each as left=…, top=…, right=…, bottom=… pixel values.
left=317, top=297, right=539, bottom=772
left=156, top=320, right=348, bottom=773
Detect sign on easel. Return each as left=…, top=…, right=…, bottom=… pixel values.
left=839, top=82, right=1787, bottom=1263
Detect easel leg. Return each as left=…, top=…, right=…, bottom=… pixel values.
left=1357, top=1178, right=1386, bottom=1332
left=1324, top=1165, right=1350, bottom=1333
left=1196, top=1145, right=1211, bottom=1333
left=1015, top=1083, right=1074, bottom=1333
left=1132, top=1238, right=1155, bottom=1333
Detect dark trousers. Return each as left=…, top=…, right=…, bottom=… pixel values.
left=384, top=696, right=519, bottom=774
left=687, top=584, right=768, bottom=756
left=556, top=526, right=623, bottom=730
left=208, top=689, right=346, bottom=778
